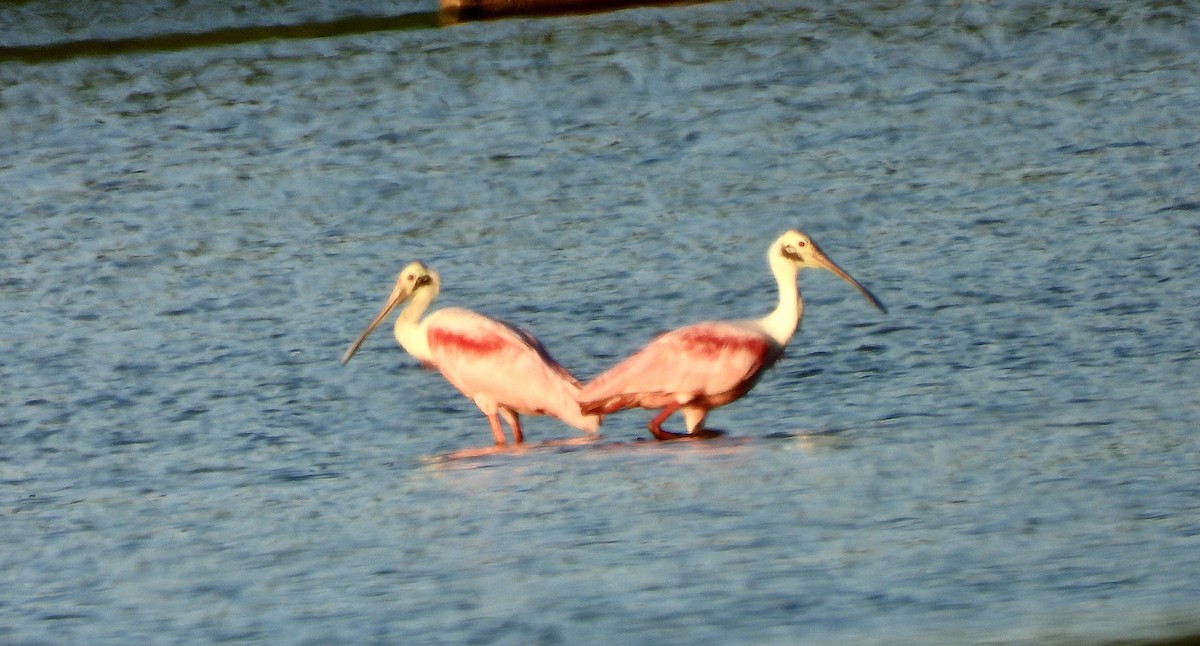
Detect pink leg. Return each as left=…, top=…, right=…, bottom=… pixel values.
left=500, top=409, right=524, bottom=444
left=682, top=406, right=723, bottom=439
left=485, top=413, right=507, bottom=446
left=647, top=403, right=688, bottom=441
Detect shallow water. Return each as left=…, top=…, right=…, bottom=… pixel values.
left=3, top=0, right=1200, bottom=643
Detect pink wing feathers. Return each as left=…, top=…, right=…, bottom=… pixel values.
left=579, top=321, right=779, bottom=415
left=422, top=308, right=586, bottom=423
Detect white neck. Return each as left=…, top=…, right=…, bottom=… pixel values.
left=758, top=252, right=802, bottom=346
left=393, top=280, right=439, bottom=362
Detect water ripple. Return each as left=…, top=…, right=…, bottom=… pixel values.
left=3, top=1, right=1200, bottom=644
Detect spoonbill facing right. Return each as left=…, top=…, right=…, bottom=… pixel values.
left=577, top=229, right=886, bottom=440
left=341, top=261, right=601, bottom=446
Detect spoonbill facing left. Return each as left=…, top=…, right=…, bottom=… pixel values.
left=341, top=261, right=601, bottom=445
left=577, top=230, right=886, bottom=440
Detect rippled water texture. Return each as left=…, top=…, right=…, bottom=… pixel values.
left=2, top=1, right=1199, bottom=643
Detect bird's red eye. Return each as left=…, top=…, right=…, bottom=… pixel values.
left=796, top=241, right=806, bottom=247
left=406, top=274, right=414, bottom=281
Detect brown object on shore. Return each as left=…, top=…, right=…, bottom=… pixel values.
left=441, top=0, right=698, bottom=22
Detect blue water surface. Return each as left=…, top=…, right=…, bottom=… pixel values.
left=2, top=0, right=1199, bottom=643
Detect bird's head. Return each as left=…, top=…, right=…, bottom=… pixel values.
left=774, top=229, right=887, bottom=313
left=341, top=261, right=439, bottom=365
left=387, top=260, right=437, bottom=304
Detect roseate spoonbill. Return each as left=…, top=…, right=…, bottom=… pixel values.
left=578, top=230, right=885, bottom=440
left=341, top=261, right=601, bottom=445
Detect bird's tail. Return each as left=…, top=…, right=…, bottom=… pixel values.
left=555, top=380, right=603, bottom=434
left=579, top=393, right=638, bottom=417
left=534, top=361, right=602, bottom=435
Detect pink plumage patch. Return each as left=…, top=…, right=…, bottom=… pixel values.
left=428, top=328, right=508, bottom=355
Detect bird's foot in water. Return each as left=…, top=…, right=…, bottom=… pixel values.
left=648, top=426, right=725, bottom=441
left=648, top=426, right=687, bottom=441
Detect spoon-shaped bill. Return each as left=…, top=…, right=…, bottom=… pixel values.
left=341, top=285, right=411, bottom=364
left=811, top=243, right=887, bottom=313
